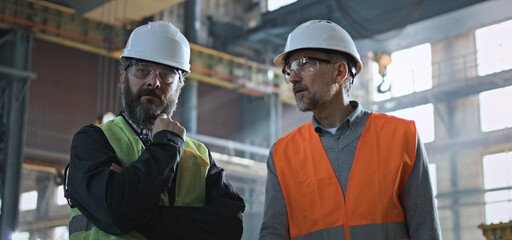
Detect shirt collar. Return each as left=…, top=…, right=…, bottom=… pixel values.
left=312, top=100, right=365, bottom=134
left=120, top=111, right=152, bottom=146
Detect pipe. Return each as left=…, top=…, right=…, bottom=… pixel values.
left=0, top=13, right=115, bottom=48
left=0, top=65, right=37, bottom=79
left=188, top=133, right=269, bottom=156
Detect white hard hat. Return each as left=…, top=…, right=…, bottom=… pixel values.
left=274, top=20, right=363, bottom=76
left=121, top=21, right=191, bottom=73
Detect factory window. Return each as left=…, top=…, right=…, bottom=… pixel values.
left=54, top=226, right=69, bottom=240
left=483, top=151, right=512, bottom=224
left=386, top=103, right=435, bottom=143
left=372, top=43, right=432, bottom=102
left=11, top=232, right=30, bottom=240
left=479, top=85, right=512, bottom=132
left=267, top=0, right=297, bottom=11
left=56, top=185, right=68, bottom=205
left=19, top=190, right=37, bottom=211
left=475, top=19, right=512, bottom=76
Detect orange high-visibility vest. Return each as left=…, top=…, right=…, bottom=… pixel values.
left=273, top=112, right=417, bottom=240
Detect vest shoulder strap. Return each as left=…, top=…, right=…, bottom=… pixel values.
left=98, top=116, right=144, bottom=167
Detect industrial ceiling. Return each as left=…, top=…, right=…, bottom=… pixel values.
left=37, top=0, right=506, bottom=60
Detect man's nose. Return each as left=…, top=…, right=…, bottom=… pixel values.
left=144, top=71, right=161, bottom=88
left=288, top=70, right=301, bottom=83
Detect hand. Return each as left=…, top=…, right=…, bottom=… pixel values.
left=152, top=113, right=186, bottom=140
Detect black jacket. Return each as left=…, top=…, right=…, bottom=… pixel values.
left=66, top=124, right=245, bottom=240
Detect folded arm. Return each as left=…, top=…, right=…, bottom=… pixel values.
left=137, top=152, right=246, bottom=240
left=67, top=125, right=183, bottom=234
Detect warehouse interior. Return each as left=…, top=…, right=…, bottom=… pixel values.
left=1, top=0, right=512, bottom=239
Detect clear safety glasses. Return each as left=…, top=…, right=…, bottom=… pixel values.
left=282, top=56, right=338, bottom=84
left=126, top=60, right=182, bottom=84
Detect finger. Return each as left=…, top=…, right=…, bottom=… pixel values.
left=167, top=118, right=180, bottom=126
left=158, top=113, right=168, bottom=119
left=110, top=163, right=123, bottom=173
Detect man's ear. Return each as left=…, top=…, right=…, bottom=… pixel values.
left=335, top=62, right=349, bottom=84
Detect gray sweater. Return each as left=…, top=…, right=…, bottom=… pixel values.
left=259, top=100, right=442, bottom=240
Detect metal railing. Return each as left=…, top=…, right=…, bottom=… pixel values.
left=0, top=0, right=296, bottom=105
left=432, top=51, right=479, bottom=84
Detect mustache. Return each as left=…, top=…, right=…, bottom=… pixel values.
left=293, top=84, right=309, bottom=93
left=137, top=88, right=164, bottom=101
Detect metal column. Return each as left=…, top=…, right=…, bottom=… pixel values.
left=181, top=0, right=201, bottom=134
left=0, top=29, right=35, bottom=240
left=446, top=101, right=461, bottom=240
left=269, top=93, right=282, bottom=145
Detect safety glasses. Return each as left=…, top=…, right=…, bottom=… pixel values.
left=282, top=56, right=338, bottom=84
left=126, top=60, right=182, bottom=84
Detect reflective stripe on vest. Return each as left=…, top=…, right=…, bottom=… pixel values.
left=69, top=208, right=94, bottom=233
left=291, top=222, right=409, bottom=240
left=292, top=225, right=346, bottom=240
left=274, top=112, right=416, bottom=240
left=350, top=222, right=409, bottom=240
left=68, top=208, right=146, bottom=240
left=68, top=116, right=210, bottom=239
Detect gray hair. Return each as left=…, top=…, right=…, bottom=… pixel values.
left=324, top=50, right=357, bottom=96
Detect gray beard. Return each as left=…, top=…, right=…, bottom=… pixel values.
left=293, top=84, right=320, bottom=112
left=296, top=94, right=320, bottom=112
left=121, top=78, right=181, bottom=128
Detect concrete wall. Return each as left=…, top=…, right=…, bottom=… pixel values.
left=26, top=39, right=109, bottom=163
left=428, top=28, right=507, bottom=240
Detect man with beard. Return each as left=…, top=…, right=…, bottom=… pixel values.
left=65, top=21, right=245, bottom=240
left=259, top=20, right=441, bottom=240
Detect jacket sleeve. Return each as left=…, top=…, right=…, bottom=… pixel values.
left=67, top=124, right=184, bottom=235
left=399, top=134, right=443, bottom=240
left=136, top=151, right=246, bottom=240
left=259, top=145, right=290, bottom=240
